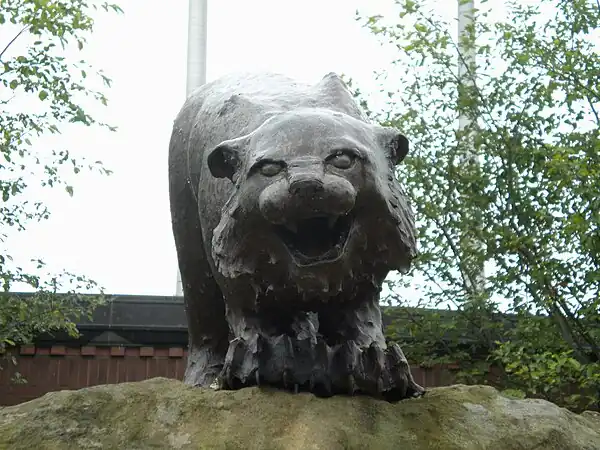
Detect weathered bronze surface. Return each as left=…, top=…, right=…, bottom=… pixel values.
left=168, top=72, right=424, bottom=401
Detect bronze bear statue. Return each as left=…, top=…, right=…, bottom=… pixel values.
left=168, top=72, right=424, bottom=401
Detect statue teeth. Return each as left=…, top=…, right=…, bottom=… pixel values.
left=327, top=216, right=338, bottom=229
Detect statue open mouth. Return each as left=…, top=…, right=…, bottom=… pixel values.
left=275, top=214, right=353, bottom=266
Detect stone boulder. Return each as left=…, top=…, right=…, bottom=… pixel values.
left=0, top=378, right=598, bottom=449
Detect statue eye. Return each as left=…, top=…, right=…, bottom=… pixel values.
left=327, top=151, right=357, bottom=170
left=259, top=161, right=284, bottom=177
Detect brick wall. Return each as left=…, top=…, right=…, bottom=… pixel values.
left=0, top=345, right=459, bottom=406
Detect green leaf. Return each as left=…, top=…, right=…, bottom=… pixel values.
left=65, top=185, right=74, bottom=197
left=38, top=90, right=48, bottom=101
left=414, top=23, right=428, bottom=33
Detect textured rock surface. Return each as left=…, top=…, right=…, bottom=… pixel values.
left=0, top=378, right=598, bottom=450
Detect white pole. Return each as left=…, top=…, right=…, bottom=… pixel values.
left=186, top=0, right=208, bottom=95
left=457, top=0, right=485, bottom=293
left=457, top=0, right=475, bottom=146
left=176, top=0, right=208, bottom=297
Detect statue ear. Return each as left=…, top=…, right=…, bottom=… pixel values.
left=207, top=139, right=243, bottom=181
left=377, top=127, right=409, bottom=166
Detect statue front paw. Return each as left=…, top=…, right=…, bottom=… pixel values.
left=217, top=334, right=425, bottom=402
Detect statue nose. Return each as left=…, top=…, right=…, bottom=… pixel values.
left=288, top=175, right=324, bottom=195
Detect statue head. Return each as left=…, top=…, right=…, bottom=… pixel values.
left=207, top=109, right=416, bottom=296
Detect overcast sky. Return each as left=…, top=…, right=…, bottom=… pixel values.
left=4, top=0, right=462, bottom=296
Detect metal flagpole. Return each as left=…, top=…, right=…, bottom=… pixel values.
left=176, top=0, right=208, bottom=296
left=186, top=0, right=208, bottom=93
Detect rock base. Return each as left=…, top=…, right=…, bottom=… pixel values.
left=1, top=378, right=599, bottom=449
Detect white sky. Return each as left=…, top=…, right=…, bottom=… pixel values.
left=4, top=0, right=461, bottom=296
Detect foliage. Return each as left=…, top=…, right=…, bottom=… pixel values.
left=0, top=0, right=122, bottom=366
left=354, top=0, right=600, bottom=411
left=381, top=298, right=507, bottom=378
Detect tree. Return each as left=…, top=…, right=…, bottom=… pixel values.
left=352, top=0, right=600, bottom=410
left=0, top=1, right=123, bottom=364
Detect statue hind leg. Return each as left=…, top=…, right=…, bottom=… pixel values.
left=169, top=124, right=230, bottom=388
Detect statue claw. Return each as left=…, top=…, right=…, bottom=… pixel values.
left=282, top=369, right=290, bottom=390
left=217, top=331, right=424, bottom=402
left=348, top=375, right=356, bottom=396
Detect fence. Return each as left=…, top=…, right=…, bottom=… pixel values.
left=0, top=344, right=459, bottom=406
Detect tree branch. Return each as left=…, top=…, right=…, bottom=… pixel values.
left=587, top=96, right=600, bottom=126
left=0, top=25, right=30, bottom=63
left=514, top=245, right=598, bottom=363
left=429, top=214, right=477, bottom=295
